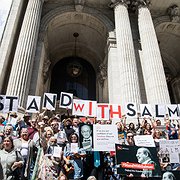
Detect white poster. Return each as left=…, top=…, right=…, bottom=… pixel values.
left=85, top=100, right=97, bottom=117
left=72, top=99, right=86, bottom=116
left=125, top=102, right=137, bottom=118
left=53, top=147, right=62, bottom=157
left=166, top=104, right=179, bottom=119
left=3, top=96, right=18, bottom=113
left=140, top=104, right=152, bottom=117
left=96, top=104, right=109, bottom=120
left=153, top=104, right=166, bottom=119
left=70, top=143, right=78, bottom=153
left=159, top=139, right=180, bottom=163
left=134, top=135, right=155, bottom=147
left=93, top=125, right=118, bottom=151
left=26, top=96, right=41, bottom=113
left=42, top=93, right=57, bottom=110
left=59, top=92, right=73, bottom=109
left=109, top=104, right=122, bottom=120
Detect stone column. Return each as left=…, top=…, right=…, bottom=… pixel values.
left=0, top=0, right=26, bottom=93
left=109, top=0, right=141, bottom=105
left=107, top=31, right=118, bottom=103
left=6, top=0, right=44, bottom=107
left=137, top=1, right=170, bottom=104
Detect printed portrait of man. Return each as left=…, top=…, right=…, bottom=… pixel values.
left=162, top=172, right=176, bottom=180
left=80, top=124, right=93, bottom=151
left=136, top=147, right=159, bottom=178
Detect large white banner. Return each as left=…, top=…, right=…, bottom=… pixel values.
left=93, top=125, right=118, bottom=151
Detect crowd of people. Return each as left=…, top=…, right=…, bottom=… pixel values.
left=0, top=109, right=180, bottom=180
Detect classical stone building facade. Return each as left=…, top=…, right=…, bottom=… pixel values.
left=0, top=0, right=180, bottom=108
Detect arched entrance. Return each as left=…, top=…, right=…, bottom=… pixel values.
left=50, top=57, right=96, bottom=100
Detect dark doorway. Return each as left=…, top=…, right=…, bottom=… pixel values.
left=50, top=57, right=96, bottom=100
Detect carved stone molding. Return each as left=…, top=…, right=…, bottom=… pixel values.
left=43, top=58, right=51, bottom=83
left=131, top=0, right=151, bottom=10
left=97, top=63, right=107, bottom=87
left=109, top=0, right=131, bottom=9
left=74, top=0, right=85, bottom=12
left=167, top=5, right=180, bottom=23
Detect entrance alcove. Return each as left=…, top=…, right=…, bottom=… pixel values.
left=50, top=56, right=96, bottom=100
left=34, top=10, right=114, bottom=102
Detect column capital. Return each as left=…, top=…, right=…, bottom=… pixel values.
left=107, top=31, right=117, bottom=49
left=74, top=0, right=85, bottom=12
left=167, top=5, right=180, bottom=23
left=131, top=0, right=151, bottom=9
left=109, top=0, right=130, bottom=9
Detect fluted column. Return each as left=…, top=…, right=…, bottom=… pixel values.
left=137, top=1, right=170, bottom=104
left=109, top=0, right=141, bottom=105
left=0, top=0, right=26, bottom=93
left=6, top=0, right=44, bottom=107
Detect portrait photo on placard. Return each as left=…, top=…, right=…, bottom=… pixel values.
left=161, top=170, right=180, bottom=180
left=79, top=124, right=93, bottom=151
left=115, top=144, right=161, bottom=178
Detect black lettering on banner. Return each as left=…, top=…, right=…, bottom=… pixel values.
left=167, top=106, right=179, bottom=117
left=6, top=96, right=18, bottom=111
left=142, top=106, right=152, bottom=117
left=155, top=105, right=164, bottom=118
left=0, top=96, right=4, bottom=111
left=126, top=103, right=136, bottom=116
left=60, top=93, right=72, bottom=106
left=43, top=94, right=56, bottom=108
left=27, top=98, right=39, bottom=111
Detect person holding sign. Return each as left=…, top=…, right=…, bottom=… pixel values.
left=64, top=133, right=86, bottom=179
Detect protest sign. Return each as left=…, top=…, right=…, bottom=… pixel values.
left=53, top=147, right=62, bottom=157
left=26, top=96, right=41, bottom=113
left=96, top=104, right=109, bottom=120
left=0, top=95, right=18, bottom=113
left=0, top=126, right=4, bottom=132
left=153, top=104, right=166, bottom=119
left=109, top=104, right=122, bottom=120
left=70, top=143, right=78, bottom=153
left=59, top=92, right=73, bottom=109
left=162, top=171, right=180, bottom=180
left=125, top=103, right=137, bottom=118
left=72, top=99, right=86, bottom=116
left=115, top=144, right=161, bottom=178
left=166, top=104, right=179, bottom=119
left=79, top=124, right=93, bottom=151
left=159, top=139, right=180, bottom=164
left=140, top=104, right=153, bottom=117
left=93, top=125, right=118, bottom=151
left=42, top=93, right=57, bottom=110
left=134, top=135, right=155, bottom=147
